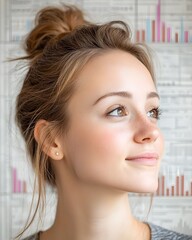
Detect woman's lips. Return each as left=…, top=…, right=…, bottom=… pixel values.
left=125, top=153, right=159, bottom=166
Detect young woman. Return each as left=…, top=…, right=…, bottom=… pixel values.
left=13, top=4, right=192, bottom=240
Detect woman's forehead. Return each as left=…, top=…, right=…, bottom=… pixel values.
left=74, top=50, right=154, bottom=92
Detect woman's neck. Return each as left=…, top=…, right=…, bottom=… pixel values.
left=40, top=181, right=151, bottom=240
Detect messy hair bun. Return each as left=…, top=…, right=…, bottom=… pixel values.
left=24, top=4, right=89, bottom=61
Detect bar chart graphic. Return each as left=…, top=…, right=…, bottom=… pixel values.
left=12, top=167, right=27, bottom=193
left=1, top=0, right=192, bottom=239
left=156, top=173, right=192, bottom=197
left=135, top=0, right=192, bottom=43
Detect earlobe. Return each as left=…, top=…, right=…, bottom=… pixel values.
left=34, top=119, right=64, bottom=160
left=49, top=148, right=64, bottom=161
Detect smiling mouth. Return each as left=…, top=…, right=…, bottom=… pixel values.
left=125, top=153, right=159, bottom=166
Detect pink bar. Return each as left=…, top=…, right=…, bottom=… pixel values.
left=184, top=31, right=188, bottom=43
left=13, top=168, right=17, bottom=193
left=167, top=27, right=171, bottom=42
left=162, top=22, right=165, bottom=42
left=157, top=0, right=161, bottom=42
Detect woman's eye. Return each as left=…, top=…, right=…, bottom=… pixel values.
left=147, top=107, right=162, bottom=120
left=107, top=106, right=128, bottom=117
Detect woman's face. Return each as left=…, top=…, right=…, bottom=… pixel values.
left=61, top=50, right=164, bottom=193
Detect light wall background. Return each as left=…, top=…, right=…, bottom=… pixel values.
left=0, top=0, right=192, bottom=239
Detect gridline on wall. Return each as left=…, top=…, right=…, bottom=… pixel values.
left=0, top=0, right=192, bottom=239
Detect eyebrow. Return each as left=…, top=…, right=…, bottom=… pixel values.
left=93, top=91, right=160, bottom=105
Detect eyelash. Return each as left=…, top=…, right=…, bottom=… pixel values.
left=147, top=107, right=162, bottom=120
left=107, top=105, right=128, bottom=117
left=107, top=106, right=162, bottom=120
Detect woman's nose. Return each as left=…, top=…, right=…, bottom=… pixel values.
left=133, top=116, right=160, bottom=144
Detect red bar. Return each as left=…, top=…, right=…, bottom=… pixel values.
left=186, top=191, right=189, bottom=196
left=23, top=181, right=27, bottom=193
left=181, top=175, right=184, bottom=196
left=171, top=186, right=174, bottom=196
left=18, top=180, right=21, bottom=193
left=166, top=188, right=169, bottom=196
left=152, top=20, right=156, bottom=42
left=167, top=27, right=171, bottom=42
left=157, top=0, right=161, bottom=42
left=184, top=31, right=189, bottom=43
left=162, top=22, right=165, bottom=42
left=162, top=175, right=165, bottom=196
left=157, top=178, right=160, bottom=196
left=191, top=182, right=192, bottom=196
left=175, top=33, right=178, bottom=43
left=142, top=30, right=145, bottom=42
left=176, top=176, right=179, bottom=196
left=136, top=30, right=140, bottom=42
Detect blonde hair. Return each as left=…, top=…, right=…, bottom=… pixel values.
left=13, top=3, right=155, bottom=239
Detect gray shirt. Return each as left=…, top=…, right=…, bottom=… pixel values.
left=22, top=222, right=192, bottom=240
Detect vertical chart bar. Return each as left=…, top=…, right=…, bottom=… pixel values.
left=146, top=18, right=151, bottom=42
left=166, top=188, right=169, bottom=196
left=141, top=30, right=145, bottom=42
left=136, top=30, right=140, bottom=42
left=23, top=181, right=27, bottom=193
left=181, top=175, right=184, bottom=196
left=12, top=167, right=27, bottom=193
left=175, top=33, right=179, bottom=43
left=180, top=17, right=184, bottom=42
left=157, top=178, right=160, bottom=196
left=152, top=20, right=155, bottom=42
left=162, top=22, right=165, bottom=42
left=157, top=0, right=161, bottom=42
left=167, top=27, right=171, bottom=42
left=18, top=180, right=21, bottom=193
left=191, top=182, right=192, bottom=196
left=176, top=176, right=179, bottom=196
left=162, top=175, right=165, bottom=196
left=13, top=168, right=17, bottom=193
left=171, top=186, right=174, bottom=196
left=184, top=31, right=189, bottom=43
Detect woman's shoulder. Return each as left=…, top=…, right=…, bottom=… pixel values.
left=147, top=222, right=192, bottom=240
left=21, top=231, right=41, bottom=240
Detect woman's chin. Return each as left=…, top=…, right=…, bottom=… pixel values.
left=122, top=180, right=158, bottom=194
left=134, top=182, right=158, bottom=194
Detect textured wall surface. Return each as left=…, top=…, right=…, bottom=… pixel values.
left=0, top=0, right=192, bottom=239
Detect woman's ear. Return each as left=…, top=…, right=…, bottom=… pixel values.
left=34, top=119, right=64, bottom=160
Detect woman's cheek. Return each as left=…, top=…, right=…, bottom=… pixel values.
left=156, top=132, right=164, bottom=163
left=84, top=122, right=126, bottom=153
